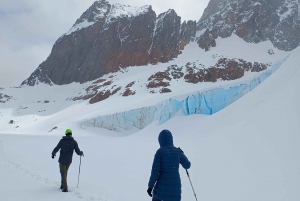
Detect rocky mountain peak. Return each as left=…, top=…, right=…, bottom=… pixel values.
left=75, top=0, right=110, bottom=24
left=22, top=1, right=195, bottom=86
left=196, top=0, right=300, bottom=51
left=21, top=0, right=299, bottom=87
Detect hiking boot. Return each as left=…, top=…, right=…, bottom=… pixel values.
left=62, top=189, right=68, bottom=192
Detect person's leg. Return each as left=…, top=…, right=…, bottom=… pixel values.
left=59, top=164, right=68, bottom=190
left=65, top=164, right=70, bottom=187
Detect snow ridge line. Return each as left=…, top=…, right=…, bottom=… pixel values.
left=0, top=140, right=107, bottom=201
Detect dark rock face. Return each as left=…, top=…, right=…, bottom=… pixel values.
left=147, top=71, right=171, bottom=89
left=22, top=0, right=196, bottom=86
left=122, top=88, right=136, bottom=96
left=160, top=88, right=172, bottom=93
left=197, top=0, right=300, bottom=51
left=179, top=20, right=197, bottom=49
left=89, top=90, right=111, bottom=104
left=89, top=85, right=121, bottom=104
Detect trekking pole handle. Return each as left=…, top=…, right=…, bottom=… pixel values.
left=186, top=169, right=190, bottom=177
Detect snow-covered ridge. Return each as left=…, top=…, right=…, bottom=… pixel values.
left=105, top=4, right=151, bottom=24
left=65, top=1, right=151, bottom=36
left=65, top=20, right=96, bottom=36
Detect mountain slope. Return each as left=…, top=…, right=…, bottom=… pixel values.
left=0, top=35, right=290, bottom=134
left=197, top=0, right=300, bottom=51
left=0, top=47, right=299, bottom=201
left=22, top=0, right=196, bottom=86
left=21, top=0, right=299, bottom=87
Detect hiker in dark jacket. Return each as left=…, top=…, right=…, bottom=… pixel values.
left=52, top=129, right=83, bottom=192
left=147, top=129, right=191, bottom=201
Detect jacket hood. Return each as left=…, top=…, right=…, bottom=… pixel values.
left=62, top=135, right=74, bottom=141
left=158, top=130, right=173, bottom=147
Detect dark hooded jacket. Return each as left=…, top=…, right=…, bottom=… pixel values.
left=52, top=135, right=82, bottom=165
left=148, top=130, right=191, bottom=201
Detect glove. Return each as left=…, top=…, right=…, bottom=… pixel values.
left=178, top=147, right=184, bottom=153
left=80, top=151, right=84, bottom=157
left=147, top=188, right=153, bottom=197
left=52, top=154, right=55, bottom=159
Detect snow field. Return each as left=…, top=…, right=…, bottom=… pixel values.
left=0, top=36, right=300, bottom=201
left=0, top=46, right=300, bottom=200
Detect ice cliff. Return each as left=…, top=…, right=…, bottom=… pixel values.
left=80, top=56, right=287, bottom=132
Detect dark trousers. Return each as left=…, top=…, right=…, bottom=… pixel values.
left=152, top=197, right=161, bottom=201
left=59, top=163, right=70, bottom=190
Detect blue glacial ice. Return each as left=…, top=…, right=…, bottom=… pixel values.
left=81, top=58, right=288, bottom=132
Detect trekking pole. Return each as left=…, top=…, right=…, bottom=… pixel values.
left=77, top=155, right=82, bottom=188
left=186, top=169, right=198, bottom=201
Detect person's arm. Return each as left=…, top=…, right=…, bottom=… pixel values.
left=148, top=150, right=161, bottom=189
left=74, top=141, right=83, bottom=156
left=179, top=149, right=191, bottom=169
left=52, top=140, right=61, bottom=157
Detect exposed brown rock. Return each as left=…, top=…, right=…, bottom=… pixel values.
left=126, top=81, right=135, bottom=88
left=184, top=58, right=268, bottom=84
left=73, top=79, right=113, bottom=101
left=148, top=72, right=172, bottom=81
left=251, top=62, right=268, bottom=72
left=122, top=88, right=136, bottom=96
left=167, top=65, right=184, bottom=79
left=89, top=90, right=111, bottom=104
left=73, top=94, right=96, bottom=101
left=102, top=81, right=113, bottom=87
left=73, top=78, right=120, bottom=102
left=112, top=86, right=122, bottom=95
left=147, top=81, right=170, bottom=88
left=160, top=88, right=172, bottom=93
left=44, top=100, right=50, bottom=103
left=85, top=85, right=100, bottom=92
left=92, top=79, right=106, bottom=84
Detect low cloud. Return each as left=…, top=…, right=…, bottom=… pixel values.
left=0, top=0, right=209, bottom=87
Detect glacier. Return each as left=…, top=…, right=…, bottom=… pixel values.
left=81, top=57, right=288, bottom=132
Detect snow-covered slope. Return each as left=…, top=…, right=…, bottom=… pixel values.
left=0, top=35, right=290, bottom=134
left=0, top=45, right=299, bottom=201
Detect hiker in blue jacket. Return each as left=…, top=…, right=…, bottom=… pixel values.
left=147, top=129, right=191, bottom=201
left=52, top=129, right=83, bottom=192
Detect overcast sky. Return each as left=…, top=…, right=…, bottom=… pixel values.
left=0, top=0, right=210, bottom=87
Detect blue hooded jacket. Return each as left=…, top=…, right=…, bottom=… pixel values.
left=148, top=130, right=191, bottom=201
